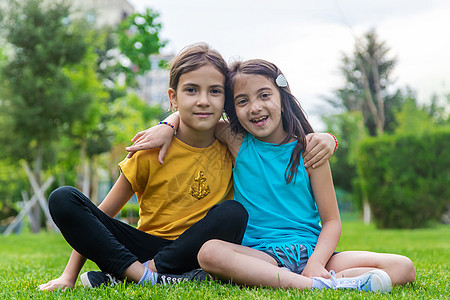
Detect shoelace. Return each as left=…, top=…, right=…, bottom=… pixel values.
left=329, top=270, right=364, bottom=290
left=106, top=273, right=122, bottom=286
left=159, top=275, right=189, bottom=285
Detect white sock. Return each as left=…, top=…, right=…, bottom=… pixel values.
left=312, top=277, right=333, bottom=289
left=142, top=260, right=150, bottom=269
left=137, top=266, right=158, bottom=285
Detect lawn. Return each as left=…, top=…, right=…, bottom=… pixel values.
left=0, top=220, right=448, bottom=299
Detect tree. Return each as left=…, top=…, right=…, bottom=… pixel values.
left=0, top=0, right=89, bottom=231
left=325, top=29, right=408, bottom=223
left=328, top=29, right=401, bottom=136
left=116, top=9, right=167, bottom=86
left=63, top=39, right=109, bottom=200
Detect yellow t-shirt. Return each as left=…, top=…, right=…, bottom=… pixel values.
left=119, top=137, right=233, bottom=240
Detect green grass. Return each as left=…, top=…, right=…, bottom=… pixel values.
left=0, top=221, right=448, bottom=299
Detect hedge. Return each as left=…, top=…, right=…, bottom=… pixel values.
left=356, top=128, right=450, bottom=228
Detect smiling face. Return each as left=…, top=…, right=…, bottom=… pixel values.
left=233, top=74, right=287, bottom=144
left=169, top=64, right=225, bottom=146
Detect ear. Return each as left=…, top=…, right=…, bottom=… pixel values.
left=168, top=88, right=178, bottom=109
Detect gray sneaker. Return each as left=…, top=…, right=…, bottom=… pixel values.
left=80, top=271, right=123, bottom=288
left=157, top=268, right=211, bottom=285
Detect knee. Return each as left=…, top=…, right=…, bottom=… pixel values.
left=197, top=239, right=226, bottom=272
left=398, top=256, right=416, bottom=284
left=388, top=254, right=416, bottom=284
left=217, top=200, right=249, bottom=226
left=48, top=186, right=78, bottom=216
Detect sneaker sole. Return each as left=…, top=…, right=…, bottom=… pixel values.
left=80, top=272, right=94, bottom=288
left=368, top=269, right=392, bottom=294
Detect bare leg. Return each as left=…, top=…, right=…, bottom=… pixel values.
left=147, top=259, right=157, bottom=272
left=198, top=239, right=313, bottom=289
left=122, top=261, right=146, bottom=282
left=325, top=251, right=415, bottom=285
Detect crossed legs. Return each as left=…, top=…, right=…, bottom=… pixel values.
left=198, top=239, right=415, bottom=289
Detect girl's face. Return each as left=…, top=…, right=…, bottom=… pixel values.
left=233, top=74, right=286, bottom=143
left=169, top=64, right=225, bottom=144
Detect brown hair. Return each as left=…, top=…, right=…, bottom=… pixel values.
left=224, top=59, right=314, bottom=184
left=168, top=43, right=228, bottom=110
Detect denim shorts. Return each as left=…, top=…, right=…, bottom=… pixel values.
left=262, top=244, right=309, bottom=275
left=262, top=245, right=339, bottom=275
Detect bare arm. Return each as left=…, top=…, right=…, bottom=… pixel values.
left=126, top=113, right=244, bottom=162
left=301, top=162, right=341, bottom=279
left=38, top=174, right=135, bottom=291
left=303, top=133, right=336, bottom=169
left=214, top=119, right=243, bottom=161
left=126, top=112, right=179, bottom=162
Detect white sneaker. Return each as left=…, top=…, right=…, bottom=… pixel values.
left=334, top=270, right=392, bottom=293
left=314, top=270, right=392, bottom=294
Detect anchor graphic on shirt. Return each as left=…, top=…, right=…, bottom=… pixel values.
left=189, top=171, right=210, bottom=200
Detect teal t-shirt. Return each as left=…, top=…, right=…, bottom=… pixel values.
left=233, top=134, right=322, bottom=258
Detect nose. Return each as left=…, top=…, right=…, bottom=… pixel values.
left=249, top=100, right=262, bottom=114
left=196, top=92, right=210, bottom=106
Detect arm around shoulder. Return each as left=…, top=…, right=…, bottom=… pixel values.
left=303, top=133, right=337, bottom=168
left=214, top=119, right=243, bottom=160
left=126, top=112, right=179, bottom=163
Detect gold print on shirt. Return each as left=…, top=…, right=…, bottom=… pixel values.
left=189, top=171, right=210, bottom=200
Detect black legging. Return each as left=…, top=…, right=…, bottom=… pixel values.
left=48, top=186, right=248, bottom=278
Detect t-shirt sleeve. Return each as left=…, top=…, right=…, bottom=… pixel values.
left=118, top=152, right=149, bottom=193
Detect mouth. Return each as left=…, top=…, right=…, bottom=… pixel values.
left=250, top=116, right=268, bottom=125
left=194, top=112, right=213, bottom=118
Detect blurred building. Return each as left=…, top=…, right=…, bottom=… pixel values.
left=136, top=54, right=175, bottom=109
left=70, top=0, right=134, bottom=27
left=71, top=0, right=173, bottom=107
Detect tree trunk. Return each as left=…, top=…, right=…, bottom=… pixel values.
left=30, top=143, right=43, bottom=233
left=78, top=140, right=90, bottom=198
left=363, top=197, right=371, bottom=225
left=90, top=155, right=99, bottom=204
left=370, top=58, right=385, bottom=135
left=357, top=52, right=384, bottom=136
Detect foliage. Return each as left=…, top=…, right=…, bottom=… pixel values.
left=0, top=160, right=28, bottom=207
left=423, top=92, right=450, bottom=126
left=356, top=129, right=450, bottom=228
left=116, top=9, right=167, bottom=86
left=1, top=221, right=448, bottom=299
left=0, top=0, right=94, bottom=206
left=394, top=97, right=434, bottom=135
left=0, top=0, right=88, bottom=172
left=327, top=29, right=403, bottom=136
left=323, top=111, right=367, bottom=196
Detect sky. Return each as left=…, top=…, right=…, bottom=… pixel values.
left=128, top=0, right=449, bottom=130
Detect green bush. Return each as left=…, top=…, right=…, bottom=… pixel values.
left=357, top=128, right=450, bottom=228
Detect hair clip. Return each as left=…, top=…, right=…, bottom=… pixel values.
left=275, top=74, right=288, bottom=87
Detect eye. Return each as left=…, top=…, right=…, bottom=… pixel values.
left=210, top=88, right=223, bottom=95
left=185, top=87, right=197, bottom=93
left=235, top=98, right=248, bottom=106
left=260, top=92, right=270, bottom=99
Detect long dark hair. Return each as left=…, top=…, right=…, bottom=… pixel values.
left=224, top=59, right=314, bottom=184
